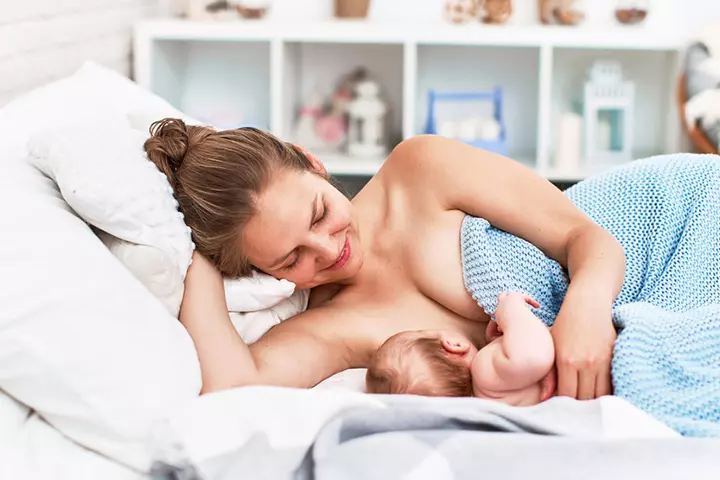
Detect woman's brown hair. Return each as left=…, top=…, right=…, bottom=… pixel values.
left=143, top=118, right=321, bottom=277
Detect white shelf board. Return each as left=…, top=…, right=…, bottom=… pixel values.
left=136, top=19, right=686, bottom=51
left=320, top=152, right=632, bottom=183
left=320, top=153, right=386, bottom=176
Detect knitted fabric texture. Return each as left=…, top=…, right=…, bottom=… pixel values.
left=460, top=153, right=720, bottom=436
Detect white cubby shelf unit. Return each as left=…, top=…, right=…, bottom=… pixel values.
left=134, top=19, right=685, bottom=182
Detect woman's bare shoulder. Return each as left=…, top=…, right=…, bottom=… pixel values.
left=381, top=135, right=442, bottom=178
left=379, top=135, right=493, bottom=195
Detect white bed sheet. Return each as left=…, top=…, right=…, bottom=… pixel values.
left=154, top=369, right=679, bottom=474
left=315, top=368, right=680, bottom=438
left=0, top=370, right=679, bottom=480
left=0, top=391, right=140, bottom=480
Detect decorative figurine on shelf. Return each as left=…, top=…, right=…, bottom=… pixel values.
left=291, top=67, right=379, bottom=153
left=537, top=0, right=584, bottom=25
left=346, top=80, right=388, bottom=158
left=481, top=0, right=513, bottom=25
left=424, top=88, right=508, bottom=157
left=291, top=92, right=326, bottom=151
left=444, top=0, right=481, bottom=24
left=615, top=0, right=649, bottom=26
left=314, top=91, right=349, bottom=150
left=583, top=60, right=635, bottom=165
left=313, top=67, right=369, bottom=150
left=234, top=0, right=271, bottom=19
left=334, top=0, right=371, bottom=19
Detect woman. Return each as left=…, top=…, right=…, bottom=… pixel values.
left=144, top=118, right=625, bottom=400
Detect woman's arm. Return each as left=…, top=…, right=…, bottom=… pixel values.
left=180, top=253, right=355, bottom=393
left=389, top=136, right=625, bottom=400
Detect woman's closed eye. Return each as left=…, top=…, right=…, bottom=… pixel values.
left=313, top=203, right=329, bottom=226
left=283, top=254, right=300, bottom=271
left=282, top=203, right=329, bottom=271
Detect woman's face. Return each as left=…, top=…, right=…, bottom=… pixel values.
left=241, top=168, right=363, bottom=289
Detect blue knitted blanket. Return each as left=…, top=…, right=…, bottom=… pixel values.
left=460, top=153, right=720, bottom=436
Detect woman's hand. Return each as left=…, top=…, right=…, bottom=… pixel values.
left=551, top=291, right=617, bottom=400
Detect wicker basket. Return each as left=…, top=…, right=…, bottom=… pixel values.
left=334, top=0, right=370, bottom=18
left=677, top=72, right=719, bottom=155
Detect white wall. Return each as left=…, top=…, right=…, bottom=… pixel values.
left=0, top=0, right=160, bottom=106
left=681, top=0, right=720, bottom=29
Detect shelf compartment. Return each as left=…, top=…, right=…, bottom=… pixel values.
left=549, top=47, right=679, bottom=173
left=415, top=44, right=540, bottom=166
left=280, top=41, right=404, bottom=159
left=150, top=39, right=271, bottom=130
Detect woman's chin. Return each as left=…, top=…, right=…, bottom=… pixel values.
left=331, top=257, right=363, bottom=285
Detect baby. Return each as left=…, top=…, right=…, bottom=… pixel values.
left=365, top=292, right=557, bottom=406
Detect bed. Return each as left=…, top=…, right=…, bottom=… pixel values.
left=1, top=63, right=719, bottom=480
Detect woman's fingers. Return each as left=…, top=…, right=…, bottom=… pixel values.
left=556, top=364, right=578, bottom=399
left=577, top=370, right=596, bottom=400
left=595, top=366, right=613, bottom=397
left=558, top=362, right=612, bottom=400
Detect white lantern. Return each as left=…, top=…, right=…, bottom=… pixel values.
left=347, top=80, right=388, bottom=158
left=583, top=60, right=635, bottom=165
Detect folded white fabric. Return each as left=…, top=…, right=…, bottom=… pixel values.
left=224, top=273, right=296, bottom=312
left=229, top=287, right=310, bottom=344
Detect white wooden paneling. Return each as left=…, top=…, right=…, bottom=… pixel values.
left=0, top=0, right=155, bottom=25
left=0, top=0, right=159, bottom=106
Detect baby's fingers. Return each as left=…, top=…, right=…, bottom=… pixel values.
left=523, top=295, right=540, bottom=308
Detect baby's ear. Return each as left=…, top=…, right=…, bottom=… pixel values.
left=440, top=332, right=471, bottom=354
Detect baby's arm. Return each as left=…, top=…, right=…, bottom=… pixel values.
left=472, top=293, right=555, bottom=393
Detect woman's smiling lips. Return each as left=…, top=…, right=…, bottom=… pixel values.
left=327, top=233, right=350, bottom=271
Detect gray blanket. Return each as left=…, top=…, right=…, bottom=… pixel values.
left=150, top=395, right=720, bottom=480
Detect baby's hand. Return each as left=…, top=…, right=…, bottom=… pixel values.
left=485, top=293, right=540, bottom=344
left=496, top=292, right=539, bottom=315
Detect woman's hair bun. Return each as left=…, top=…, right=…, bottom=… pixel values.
left=144, top=118, right=190, bottom=187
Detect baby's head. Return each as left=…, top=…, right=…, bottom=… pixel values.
left=366, top=330, right=477, bottom=397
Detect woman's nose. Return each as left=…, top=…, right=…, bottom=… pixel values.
left=309, top=234, right=337, bottom=263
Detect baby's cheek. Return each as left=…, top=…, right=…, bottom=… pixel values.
left=485, top=321, right=502, bottom=342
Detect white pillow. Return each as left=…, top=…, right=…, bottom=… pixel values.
left=28, top=117, right=193, bottom=272
left=27, top=116, right=194, bottom=316
left=0, top=65, right=202, bottom=472
left=96, top=230, right=185, bottom=318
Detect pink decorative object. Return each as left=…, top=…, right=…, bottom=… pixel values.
left=315, top=115, right=346, bottom=147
